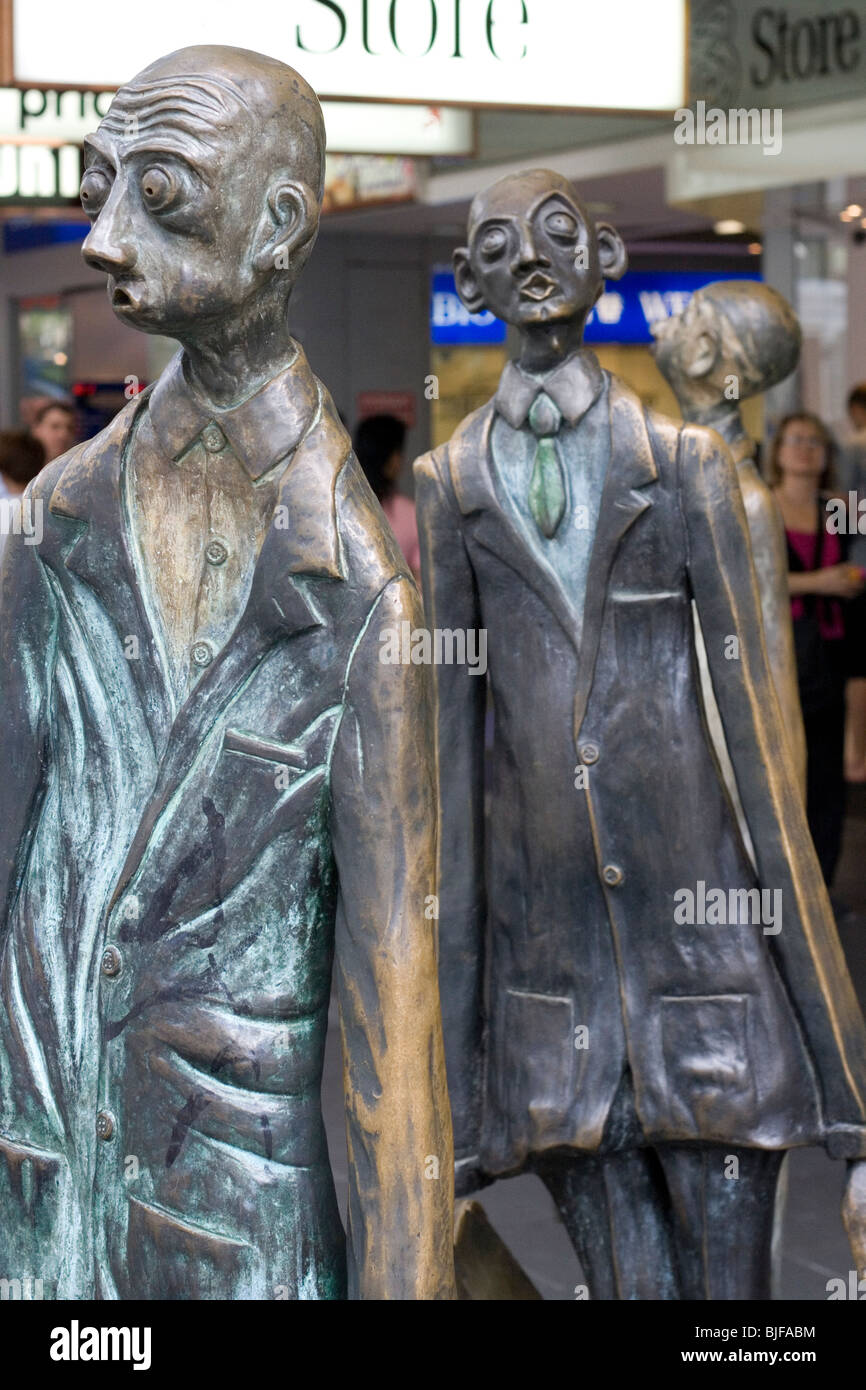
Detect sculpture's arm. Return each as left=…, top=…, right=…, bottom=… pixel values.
left=414, top=447, right=488, bottom=1195
left=744, top=481, right=807, bottom=797
left=682, top=426, right=866, bottom=1140
left=330, top=573, right=456, bottom=1300
left=0, top=504, right=57, bottom=954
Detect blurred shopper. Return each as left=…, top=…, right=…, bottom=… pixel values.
left=30, top=400, right=76, bottom=462
left=0, top=430, right=46, bottom=567
left=354, top=413, right=420, bottom=581
left=771, top=413, right=866, bottom=884
left=840, top=384, right=866, bottom=779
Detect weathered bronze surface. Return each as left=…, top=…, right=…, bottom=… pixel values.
left=0, top=46, right=455, bottom=1300
left=453, top=1200, right=541, bottom=1300
left=651, top=280, right=807, bottom=800
left=415, top=168, right=866, bottom=1298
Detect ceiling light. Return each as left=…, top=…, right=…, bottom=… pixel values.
left=714, top=219, right=745, bottom=235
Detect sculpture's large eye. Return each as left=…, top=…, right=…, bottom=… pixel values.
left=140, top=166, right=177, bottom=212
left=479, top=225, right=507, bottom=259
left=544, top=209, right=578, bottom=240
left=79, top=168, right=111, bottom=216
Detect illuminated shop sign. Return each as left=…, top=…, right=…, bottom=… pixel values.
left=0, top=87, right=108, bottom=202
left=12, top=1, right=687, bottom=112
left=0, top=86, right=472, bottom=159
left=584, top=271, right=762, bottom=345
left=0, top=84, right=452, bottom=203
left=431, top=270, right=507, bottom=345
left=431, top=270, right=763, bottom=347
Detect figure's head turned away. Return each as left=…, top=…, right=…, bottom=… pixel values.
left=80, top=46, right=326, bottom=339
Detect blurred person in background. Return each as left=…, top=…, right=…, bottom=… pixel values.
left=30, top=400, right=76, bottom=462
left=354, top=413, right=420, bottom=582
left=771, top=413, right=866, bottom=886
left=840, top=383, right=866, bottom=780
left=0, top=430, right=46, bottom=567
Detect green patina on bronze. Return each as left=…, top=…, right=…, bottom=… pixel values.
left=0, top=45, right=455, bottom=1301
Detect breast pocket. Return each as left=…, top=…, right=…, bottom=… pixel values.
left=660, top=993, right=757, bottom=1138
left=217, top=707, right=343, bottom=833
left=610, top=589, right=687, bottom=675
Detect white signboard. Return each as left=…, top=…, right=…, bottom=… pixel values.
left=13, top=0, right=686, bottom=112
left=0, top=87, right=472, bottom=156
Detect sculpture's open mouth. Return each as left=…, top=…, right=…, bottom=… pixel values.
left=519, top=273, right=557, bottom=302
left=111, top=281, right=143, bottom=312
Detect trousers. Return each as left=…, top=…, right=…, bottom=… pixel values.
left=530, top=1069, right=784, bottom=1300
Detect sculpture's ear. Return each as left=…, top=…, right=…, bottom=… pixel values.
left=595, top=222, right=628, bottom=281
left=253, top=179, right=319, bottom=276
left=685, top=327, right=721, bottom=379
left=453, top=246, right=487, bottom=314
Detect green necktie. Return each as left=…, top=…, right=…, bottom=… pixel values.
left=527, top=391, right=566, bottom=539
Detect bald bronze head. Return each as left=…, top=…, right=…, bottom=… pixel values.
left=80, top=45, right=325, bottom=343
left=454, top=169, right=627, bottom=351
left=651, top=280, right=801, bottom=422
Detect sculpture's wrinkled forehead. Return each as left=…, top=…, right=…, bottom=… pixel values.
left=467, top=168, right=588, bottom=241
left=97, top=44, right=326, bottom=197
left=100, top=72, right=252, bottom=154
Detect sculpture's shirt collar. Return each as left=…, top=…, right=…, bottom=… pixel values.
left=148, top=341, right=319, bottom=478
left=494, top=348, right=605, bottom=430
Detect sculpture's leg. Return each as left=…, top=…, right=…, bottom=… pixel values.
left=658, top=1144, right=784, bottom=1300
left=803, top=698, right=846, bottom=886
left=842, top=1158, right=866, bottom=1276
left=534, top=1147, right=680, bottom=1300
left=770, top=1151, right=790, bottom=1299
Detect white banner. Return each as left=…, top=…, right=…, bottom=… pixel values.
left=13, top=0, right=686, bottom=112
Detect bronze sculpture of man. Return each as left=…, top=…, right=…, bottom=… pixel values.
left=415, top=168, right=866, bottom=1299
left=0, top=46, right=454, bottom=1301
left=651, top=280, right=807, bottom=802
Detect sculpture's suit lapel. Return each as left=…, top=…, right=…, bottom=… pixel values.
left=45, top=345, right=351, bottom=905
left=46, top=388, right=174, bottom=755
left=448, top=370, right=657, bottom=717
left=571, top=376, right=657, bottom=740
left=110, top=388, right=349, bottom=907
left=450, top=404, right=581, bottom=650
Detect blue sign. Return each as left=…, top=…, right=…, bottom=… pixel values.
left=4, top=219, right=87, bottom=253
left=585, top=270, right=761, bottom=345
left=431, top=269, right=762, bottom=347
left=431, top=271, right=507, bottom=345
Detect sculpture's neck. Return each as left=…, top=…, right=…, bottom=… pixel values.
left=179, top=298, right=295, bottom=409
left=687, top=398, right=751, bottom=454
left=517, top=316, right=586, bottom=375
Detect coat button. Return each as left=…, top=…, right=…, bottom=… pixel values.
left=201, top=424, right=225, bottom=453
left=96, top=1110, right=115, bottom=1141
left=602, top=864, right=624, bottom=887
left=580, top=742, right=600, bottom=765
left=191, top=640, right=213, bottom=668
left=101, top=945, right=122, bottom=978
left=205, top=538, right=228, bottom=566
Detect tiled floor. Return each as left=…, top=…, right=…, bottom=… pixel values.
left=321, top=789, right=866, bottom=1300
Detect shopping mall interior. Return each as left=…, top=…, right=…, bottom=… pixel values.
left=3, top=0, right=866, bottom=1307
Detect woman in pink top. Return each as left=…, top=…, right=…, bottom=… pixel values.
left=353, top=413, right=421, bottom=582
left=771, top=412, right=866, bottom=885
